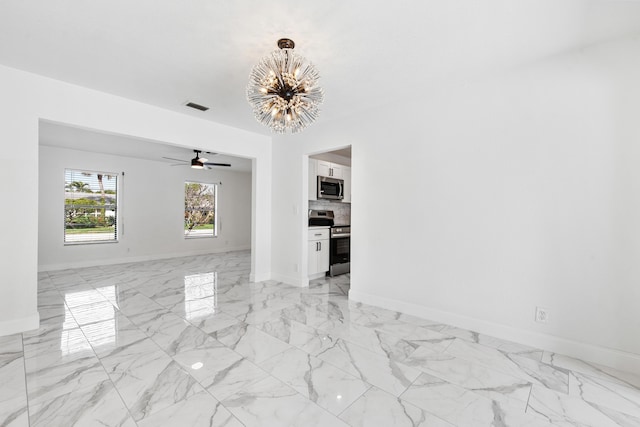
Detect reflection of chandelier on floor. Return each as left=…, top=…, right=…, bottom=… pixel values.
left=247, top=38, right=324, bottom=134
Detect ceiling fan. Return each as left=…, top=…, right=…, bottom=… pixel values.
left=163, top=150, right=231, bottom=169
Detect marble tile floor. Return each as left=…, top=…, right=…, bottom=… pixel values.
left=2, top=250, right=640, bottom=426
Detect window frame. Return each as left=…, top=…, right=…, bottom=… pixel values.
left=63, top=169, right=119, bottom=245
left=184, top=181, right=218, bottom=239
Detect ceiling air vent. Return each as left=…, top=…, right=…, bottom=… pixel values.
left=185, top=102, right=209, bottom=112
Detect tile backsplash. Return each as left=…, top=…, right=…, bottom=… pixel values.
left=309, top=199, right=351, bottom=225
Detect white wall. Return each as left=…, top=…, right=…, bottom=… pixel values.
left=271, top=37, right=640, bottom=373
left=38, top=145, right=251, bottom=270
left=270, top=132, right=356, bottom=286
left=270, top=139, right=307, bottom=285
left=0, top=64, right=271, bottom=336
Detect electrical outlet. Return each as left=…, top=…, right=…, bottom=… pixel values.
left=535, top=307, right=549, bottom=324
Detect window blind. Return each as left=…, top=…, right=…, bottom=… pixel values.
left=64, top=169, right=118, bottom=243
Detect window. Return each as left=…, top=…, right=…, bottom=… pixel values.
left=64, top=169, right=118, bottom=244
left=184, top=181, right=217, bottom=238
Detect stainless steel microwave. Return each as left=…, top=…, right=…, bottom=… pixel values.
left=318, top=176, right=344, bottom=200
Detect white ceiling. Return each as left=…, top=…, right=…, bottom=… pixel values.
left=2, top=1, right=640, bottom=139
left=39, top=121, right=254, bottom=172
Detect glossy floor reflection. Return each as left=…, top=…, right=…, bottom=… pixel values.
left=2, top=250, right=640, bottom=426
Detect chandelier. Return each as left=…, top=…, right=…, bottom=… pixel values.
left=247, top=38, right=324, bottom=134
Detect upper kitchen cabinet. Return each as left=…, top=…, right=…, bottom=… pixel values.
left=317, top=160, right=344, bottom=179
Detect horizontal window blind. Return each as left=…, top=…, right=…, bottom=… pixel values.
left=64, top=169, right=118, bottom=243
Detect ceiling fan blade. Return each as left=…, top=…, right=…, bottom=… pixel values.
left=162, top=157, right=188, bottom=162
left=170, top=163, right=186, bottom=167
left=203, top=162, right=231, bottom=167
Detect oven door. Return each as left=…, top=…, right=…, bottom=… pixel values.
left=318, top=176, right=344, bottom=200
left=330, top=235, right=350, bottom=265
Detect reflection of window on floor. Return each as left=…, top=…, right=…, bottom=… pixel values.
left=59, top=327, right=93, bottom=356
left=184, top=272, right=217, bottom=320
left=61, top=286, right=116, bottom=355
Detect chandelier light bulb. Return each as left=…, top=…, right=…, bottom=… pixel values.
left=247, top=38, right=324, bottom=134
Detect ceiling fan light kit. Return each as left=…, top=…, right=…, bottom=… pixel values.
left=247, top=38, right=324, bottom=134
left=191, top=158, right=204, bottom=169
left=162, top=150, right=231, bottom=169
left=191, top=151, right=207, bottom=169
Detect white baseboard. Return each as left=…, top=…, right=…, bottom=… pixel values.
left=250, top=272, right=271, bottom=283
left=0, top=312, right=40, bottom=336
left=38, top=246, right=251, bottom=272
left=349, top=289, right=640, bottom=376
left=270, top=272, right=308, bottom=287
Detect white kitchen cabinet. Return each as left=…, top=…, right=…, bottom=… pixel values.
left=308, top=228, right=329, bottom=278
left=308, top=158, right=317, bottom=201
left=342, top=166, right=351, bottom=203
left=316, top=160, right=330, bottom=177
left=317, top=160, right=344, bottom=179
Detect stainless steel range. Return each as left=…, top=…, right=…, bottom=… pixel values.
left=308, top=209, right=351, bottom=277
left=329, top=224, right=350, bottom=277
